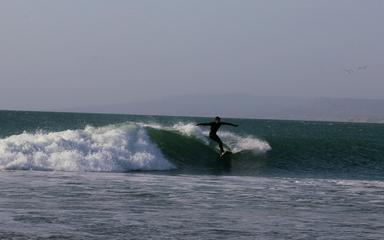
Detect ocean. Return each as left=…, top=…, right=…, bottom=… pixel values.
left=0, top=110, right=383, bottom=239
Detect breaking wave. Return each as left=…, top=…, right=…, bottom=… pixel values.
left=0, top=124, right=174, bottom=172
left=0, top=122, right=271, bottom=173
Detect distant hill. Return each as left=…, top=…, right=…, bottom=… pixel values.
left=67, top=95, right=384, bottom=123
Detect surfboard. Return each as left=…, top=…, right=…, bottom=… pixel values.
left=219, top=151, right=232, bottom=159
left=218, top=151, right=232, bottom=169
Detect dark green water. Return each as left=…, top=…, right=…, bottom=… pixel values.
left=0, top=110, right=383, bottom=180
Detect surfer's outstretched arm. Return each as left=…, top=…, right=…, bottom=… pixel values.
left=221, top=122, right=239, bottom=127
left=196, top=122, right=212, bottom=126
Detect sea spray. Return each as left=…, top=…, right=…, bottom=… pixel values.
left=0, top=124, right=174, bottom=171
left=171, top=122, right=271, bottom=153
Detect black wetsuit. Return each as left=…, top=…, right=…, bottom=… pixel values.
left=196, top=121, right=238, bottom=152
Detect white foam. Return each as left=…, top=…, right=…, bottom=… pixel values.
left=0, top=124, right=175, bottom=172
left=219, top=131, right=271, bottom=153
left=171, top=122, right=271, bottom=154
left=172, top=123, right=210, bottom=144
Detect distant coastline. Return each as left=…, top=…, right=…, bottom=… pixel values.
left=58, top=95, right=384, bottom=124
left=2, top=95, right=383, bottom=124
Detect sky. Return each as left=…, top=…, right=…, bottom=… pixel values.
left=0, top=0, right=383, bottom=111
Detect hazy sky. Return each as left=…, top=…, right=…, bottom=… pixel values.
left=1, top=0, right=383, bottom=111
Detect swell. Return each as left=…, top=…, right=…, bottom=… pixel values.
left=0, top=120, right=383, bottom=179
left=262, top=136, right=384, bottom=178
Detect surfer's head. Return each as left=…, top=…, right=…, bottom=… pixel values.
left=214, top=116, right=221, bottom=123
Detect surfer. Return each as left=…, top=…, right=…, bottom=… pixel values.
left=196, top=116, right=239, bottom=154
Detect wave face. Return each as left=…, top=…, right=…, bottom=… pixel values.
left=0, top=124, right=174, bottom=172
left=144, top=122, right=271, bottom=174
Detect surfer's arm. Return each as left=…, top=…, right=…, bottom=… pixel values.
left=221, top=122, right=239, bottom=127
left=196, top=122, right=212, bottom=126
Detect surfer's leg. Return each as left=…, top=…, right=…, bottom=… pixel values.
left=210, top=134, right=224, bottom=153
left=218, top=139, right=224, bottom=153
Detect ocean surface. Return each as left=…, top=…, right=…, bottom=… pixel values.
left=0, top=110, right=383, bottom=239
